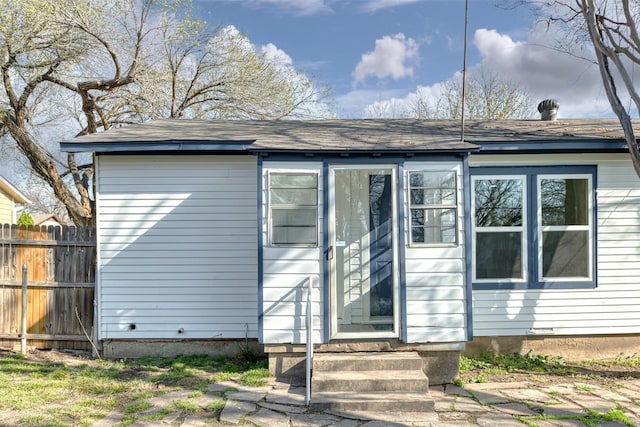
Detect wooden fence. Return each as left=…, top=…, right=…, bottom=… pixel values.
left=0, top=224, right=96, bottom=351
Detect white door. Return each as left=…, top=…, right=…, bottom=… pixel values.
left=329, top=165, right=399, bottom=339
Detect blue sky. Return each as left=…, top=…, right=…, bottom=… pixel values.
left=193, top=0, right=618, bottom=119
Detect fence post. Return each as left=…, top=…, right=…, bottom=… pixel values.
left=21, top=264, right=27, bottom=355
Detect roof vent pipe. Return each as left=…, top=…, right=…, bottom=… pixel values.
left=538, top=99, right=559, bottom=121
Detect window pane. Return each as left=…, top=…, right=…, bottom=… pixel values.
left=409, top=171, right=455, bottom=189
left=410, top=188, right=456, bottom=205
left=543, top=230, right=589, bottom=278
left=271, top=188, right=317, bottom=205
left=476, top=232, right=523, bottom=279
left=411, top=209, right=456, bottom=244
left=272, top=226, right=317, bottom=245
left=272, top=208, right=316, bottom=226
left=475, top=179, right=523, bottom=227
left=541, top=178, right=588, bottom=226
left=270, top=173, right=317, bottom=188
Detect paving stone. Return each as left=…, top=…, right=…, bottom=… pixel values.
left=179, top=415, right=211, bottom=427
left=208, top=383, right=234, bottom=393
left=436, top=411, right=474, bottom=422
left=465, top=381, right=531, bottom=391
left=450, top=396, right=487, bottom=412
left=326, top=419, right=362, bottom=427
left=568, top=394, right=618, bottom=413
left=476, top=413, right=522, bottom=426
left=244, top=407, right=292, bottom=427
left=258, top=401, right=308, bottom=414
left=288, top=412, right=341, bottom=426
left=470, top=390, right=511, bottom=405
left=225, top=390, right=267, bottom=402
left=191, top=394, right=224, bottom=409
left=533, top=420, right=588, bottom=427
left=92, top=409, right=123, bottom=427
left=502, top=388, right=560, bottom=403
left=538, top=402, right=586, bottom=418
left=219, top=400, right=256, bottom=425
left=493, top=402, right=537, bottom=416
left=266, top=387, right=307, bottom=405
left=442, top=384, right=471, bottom=397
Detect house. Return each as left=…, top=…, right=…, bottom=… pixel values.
left=0, top=176, right=31, bottom=224
left=60, top=117, right=640, bottom=383
left=31, top=213, right=67, bottom=228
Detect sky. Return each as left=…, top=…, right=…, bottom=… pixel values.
left=193, top=0, right=621, bottom=119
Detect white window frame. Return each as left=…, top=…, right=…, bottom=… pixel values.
left=471, top=174, right=528, bottom=284
left=268, top=171, right=319, bottom=247
left=407, top=169, right=459, bottom=247
left=537, top=174, right=593, bottom=282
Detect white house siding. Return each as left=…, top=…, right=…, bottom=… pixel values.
left=261, top=162, right=324, bottom=344
left=470, top=153, right=640, bottom=336
left=403, top=162, right=467, bottom=343
left=96, top=155, right=258, bottom=340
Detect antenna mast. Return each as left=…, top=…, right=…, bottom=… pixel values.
left=461, top=0, right=469, bottom=141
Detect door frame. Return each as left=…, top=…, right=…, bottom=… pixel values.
left=326, top=163, right=401, bottom=340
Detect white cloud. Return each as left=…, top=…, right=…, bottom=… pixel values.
left=352, top=33, right=419, bottom=86
left=220, top=0, right=333, bottom=16
left=361, top=0, right=422, bottom=12
left=261, top=43, right=293, bottom=66
left=356, top=22, right=626, bottom=118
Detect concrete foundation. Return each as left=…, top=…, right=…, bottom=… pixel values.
left=101, top=339, right=264, bottom=359
left=465, top=334, right=640, bottom=361
left=265, top=341, right=465, bottom=386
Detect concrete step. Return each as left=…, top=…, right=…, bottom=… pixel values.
left=312, top=370, right=429, bottom=393
left=310, top=391, right=436, bottom=412
left=313, top=351, right=423, bottom=372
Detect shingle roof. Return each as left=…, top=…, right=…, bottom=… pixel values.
left=60, top=118, right=634, bottom=154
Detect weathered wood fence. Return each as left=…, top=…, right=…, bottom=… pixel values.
left=0, top=224, right=96, bottom=351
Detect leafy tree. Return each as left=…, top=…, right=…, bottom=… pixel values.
left=17, top=211, right=34, bottom=226
left=0, top=0, right=331, bottom=226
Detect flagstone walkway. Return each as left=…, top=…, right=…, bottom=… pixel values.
left=92, top=377, right=640, bottom=426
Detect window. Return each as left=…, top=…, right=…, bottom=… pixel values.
left=471, top=166, right=595, bottom=289
left=408, top=171, right=458, bottom=245
left=269, top=172, right=318, bottom=246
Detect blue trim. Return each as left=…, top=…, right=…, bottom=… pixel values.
left=462, top=155, right=474, bottom=341
left=470, top=165, right=598, bottom=291
left=257, top=156, right=264, bottom=343
left=63, top=141, right=253, bottom=153
left=477, top=140, right=628, bottom=154
left=260, top=153, right=467, bottom=162
left=322, top=161, right=330, bottom=343
left=397, top=162, right=408, bottom=343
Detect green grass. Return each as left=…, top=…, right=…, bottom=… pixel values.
left=0, top=351, right=271, bottom=426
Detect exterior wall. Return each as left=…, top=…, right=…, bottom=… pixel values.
left=260, top=161, right=324, bottom=344
left=261, top=159, right=467, bottom=346
left=96, top=155, right=258, bottom=340
left=403, top=162, right=467, bottom=343
left=470, top=153, right=640, bottom=337
left=0, top=190, right=15, bottom=224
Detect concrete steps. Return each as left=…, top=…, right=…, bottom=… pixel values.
left=310, top=352, right=435, bottom=412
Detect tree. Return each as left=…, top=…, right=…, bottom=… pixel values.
left=363, top=68, right=533, bottom=119
left=509, top=0, right=640, bottom=177
left=17, top=211, right=34, bottom=226
left=0, top=0, right=331, bottom=226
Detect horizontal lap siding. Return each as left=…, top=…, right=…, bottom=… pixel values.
left=261, top=162, right=323, bottom=344
left=0, top=192, right=13, bottom=224
left=404, top=162, right=467, bottom=343
left=471, top=154, right=640, bottom=336
left=97, top=155, right=258, bottom=340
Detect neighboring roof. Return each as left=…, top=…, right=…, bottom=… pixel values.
left=59, top=118, right=633, bottom=155
left=0, top=176, right=31, bottom=205
left=32, top=214, right=67, bottom=226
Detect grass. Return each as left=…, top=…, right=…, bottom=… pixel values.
left=0, top=351, right=272, bottom=426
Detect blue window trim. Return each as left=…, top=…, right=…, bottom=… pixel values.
left=470, top=165, right=598, bottom=291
